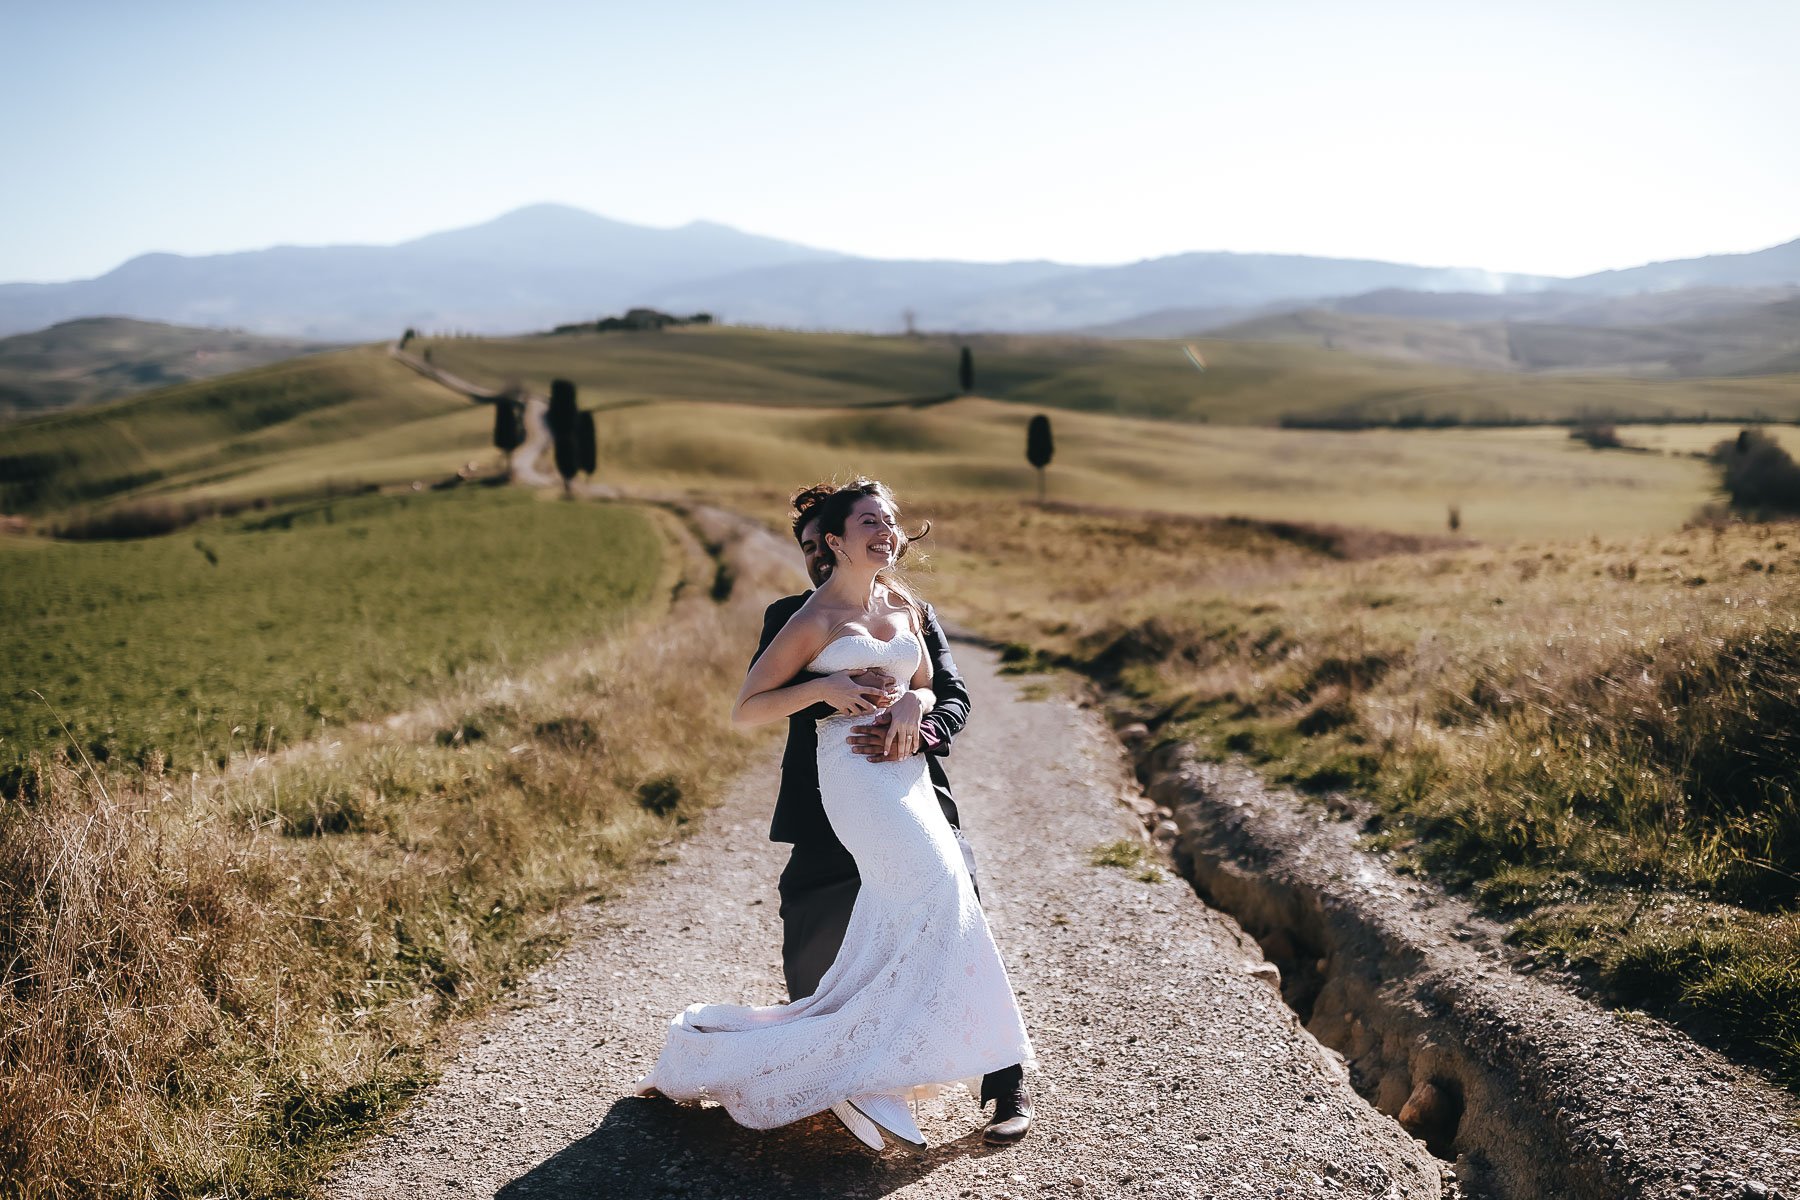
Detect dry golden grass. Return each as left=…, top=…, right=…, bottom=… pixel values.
left=915, top=500, right=1800, bottom=1087
left=0, top=519, right=784, bottom=1198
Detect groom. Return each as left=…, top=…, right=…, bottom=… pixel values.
left=750, top=486, right=1032, bottom=1144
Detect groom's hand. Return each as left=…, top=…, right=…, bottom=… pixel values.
left=848, top=712, right=905, bottom=762
left=847, top=710, right=939, bottom=762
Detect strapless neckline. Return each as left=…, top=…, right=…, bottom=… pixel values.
left=805, top=628, right=922, bottom=678
left=825, top=628, right=919, bottom=650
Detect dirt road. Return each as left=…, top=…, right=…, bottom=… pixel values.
left=326, top=648, right=1441, bottom=1199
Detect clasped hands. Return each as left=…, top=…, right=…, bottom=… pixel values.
left=817, top=668, right=931, bottom=762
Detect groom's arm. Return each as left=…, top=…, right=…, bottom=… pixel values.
left=754, top=596, right=837, bottom=723
left=918, top=603, right=970, bottom=757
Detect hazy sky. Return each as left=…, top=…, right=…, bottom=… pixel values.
left=4, top=0, right=1797, bottom=282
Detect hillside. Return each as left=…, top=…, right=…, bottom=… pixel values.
left=416, top=325, right=1800, bottom=425
left=0, top=347, right=1722, bottom=541
left=9, top=324, right=1793, bottom=539
left=1330, top=284, right=1800, bottom=327
left=0, top=346, right=474, bottom=512
left=0, top=316, right=332, bottom=418
left=1567, top=235, right=1800, bottom=294
left=1205, top=293, right=1800, bottom=378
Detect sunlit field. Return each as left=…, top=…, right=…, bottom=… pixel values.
left=0, top=485, right=781, bottom=1199
left=0, top=346, right=473, bottom=512
left=416, top=326, right=1800, bottom=426
left=6, top=320, right=1797, bottom=1199
left=8, top=327, right=1774, bottom=544
left=0, top=487, right=664, bottom=775
left=593, top=399, right=1720, bottom=539
left=1618, top=421, right=1800, bottom=456
left=916, top=500, right=1800, bottom=1090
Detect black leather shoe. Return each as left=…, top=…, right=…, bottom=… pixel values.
left=983, top=1085, right=1032, bottom=1144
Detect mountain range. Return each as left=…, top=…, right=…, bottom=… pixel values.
left=6, top=203, right=1799, bottom=342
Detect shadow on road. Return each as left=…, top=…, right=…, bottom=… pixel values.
left=495, top=1095, right=1014, bottom=1198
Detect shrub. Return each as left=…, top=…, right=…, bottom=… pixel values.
left=1571, top=421, right=1624, bottom=449
left=1713, top=429, right=1800, bottom=515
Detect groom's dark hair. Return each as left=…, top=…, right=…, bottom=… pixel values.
left=789, top=482, right=837, bottom=543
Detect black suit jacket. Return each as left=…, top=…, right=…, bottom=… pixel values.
left=753, top=593, right=970, bottom=856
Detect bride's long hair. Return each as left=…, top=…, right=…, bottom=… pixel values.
left=802, top=478, right=931, bottom=624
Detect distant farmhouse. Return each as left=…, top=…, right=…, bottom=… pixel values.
left=551, top=308, right=713, bottom=334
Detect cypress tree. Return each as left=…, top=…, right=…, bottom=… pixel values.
left=548, top=380, right=580, bottom=493
left=1026, top=413, right=1054, bottom=503
left=492, top=397, right=523, bottom=462
left=958, top=346, right=974, bottom=394
left=577, top=411, right=598, bottom=479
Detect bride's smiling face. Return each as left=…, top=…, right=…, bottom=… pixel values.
left=826, top=495, right=902, bottom=571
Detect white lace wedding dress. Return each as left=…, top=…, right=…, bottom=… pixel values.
left=636, top=629, right=1034, bottom=1130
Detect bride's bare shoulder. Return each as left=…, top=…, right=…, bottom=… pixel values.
left=776, top=595, right=837, bottom=643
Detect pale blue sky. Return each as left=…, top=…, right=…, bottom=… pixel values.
left=3, top=0, right=1796, bottom=282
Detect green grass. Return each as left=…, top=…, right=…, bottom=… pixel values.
left=591, top=398, right=1718, bottom=539
left=415, top=325, right=1800, bottom=427
left=1, top=487, right=664, bottom=776
left=0, top=547, right=773, bottom=1199
left=0, top=345, right=472, bottom=513
left=5, top=326, right=1779, bottom=543
left=1090, top=838, right=1166, bottom=883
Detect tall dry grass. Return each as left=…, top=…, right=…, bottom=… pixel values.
left=0, top=539, right=784, bottom=1197
left=922, top=499, right=1800, bottom=1086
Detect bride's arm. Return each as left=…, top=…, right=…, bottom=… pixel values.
left=880, top=640, right=938, bottom=756
left=732, top=610, right=888, bottom=728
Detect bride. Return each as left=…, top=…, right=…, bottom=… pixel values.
left=636, top=479, right=1034, bottom=1149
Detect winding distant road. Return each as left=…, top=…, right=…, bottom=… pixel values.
left=387, top=341, right=559, bottom=485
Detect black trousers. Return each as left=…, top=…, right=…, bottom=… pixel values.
left=777, top=836, right=1025, bottom=1106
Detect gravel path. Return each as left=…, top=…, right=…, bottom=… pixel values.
left=326, top=649, right=1441, bottom=1199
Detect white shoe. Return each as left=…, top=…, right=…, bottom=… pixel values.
left=829, top=1100, right=884, bottom=1151
left=850, top=1093, right=927, bottom=1148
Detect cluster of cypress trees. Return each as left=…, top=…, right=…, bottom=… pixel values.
left=491, top=378, right=596, bottom=493
left=547, top=379, right=598, bottom=493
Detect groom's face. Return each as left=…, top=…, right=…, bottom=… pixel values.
left=798, top=514, right=832, bottom=587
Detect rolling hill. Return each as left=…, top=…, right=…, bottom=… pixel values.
left=1206, top=293, right=1800, bottom=378
left=1565, top=236, right=1800, bottom=294
left=0, top=346, right=474, bottom=512
left=0, top=316, right=332, bottom=418
left=412, top=325, right=1800, bottom=425
left=9, top=325, right=1797, bottom=531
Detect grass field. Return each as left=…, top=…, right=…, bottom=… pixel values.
left=591, top=398, right=1722, bottom=539
left=1618, top=422, right=1800, bottom=456
left=5, top=326, right=1778, bottom=543
left=912, top=501, right=1800, bottom=1089
left=0, top=487, right=664, bottom=777
left=0, top=486, right=791, bottom=1198
left=0, top=345, right=475, bottom=513
left=413, top=325, right=1800, bottom=426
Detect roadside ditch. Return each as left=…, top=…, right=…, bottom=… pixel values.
left=1107, top=723, right=1800, bottom=1200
